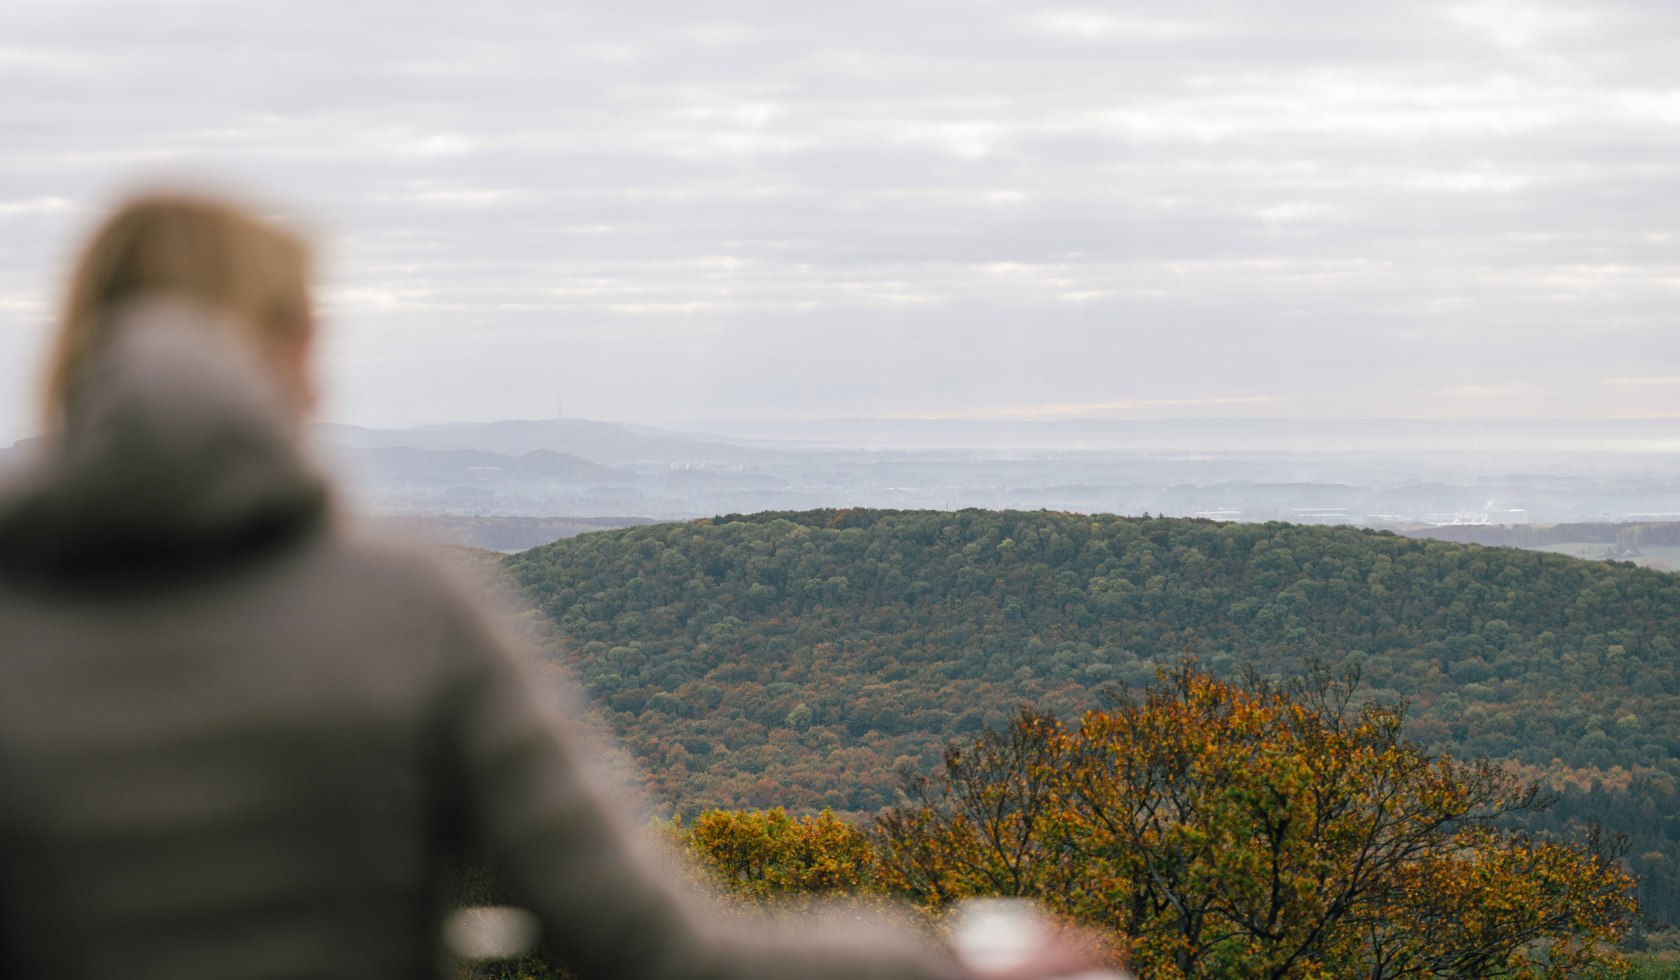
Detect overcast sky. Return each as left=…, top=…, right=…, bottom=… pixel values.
left=2, top=0, right=1678, bottom=443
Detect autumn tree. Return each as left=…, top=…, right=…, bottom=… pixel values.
left=682, top=807, right=876, bottom=905
left=876, top=710, right=1072, bottom=906
left=875, top=662, right=1636, bottom=978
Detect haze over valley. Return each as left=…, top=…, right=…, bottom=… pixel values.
left=274, top=415, right=1680, bottom=563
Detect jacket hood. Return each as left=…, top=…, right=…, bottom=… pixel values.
left=0, top=301, right=329, bottom=589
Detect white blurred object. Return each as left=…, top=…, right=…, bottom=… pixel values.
left=441, top=905, right=541, bottom=961
left=949, top=897, right=1132, bottom=980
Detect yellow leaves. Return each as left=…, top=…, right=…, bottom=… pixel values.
left=1389, top=826, right=1635, bottom=976
left=874, top=661, right=1637, bottom=978
left=683, top=807, right=876, bottom=905
left=682, top=663, right=1636, bottom=977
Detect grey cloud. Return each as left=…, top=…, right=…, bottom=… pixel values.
left=1, top=0, right=1677, bottom=439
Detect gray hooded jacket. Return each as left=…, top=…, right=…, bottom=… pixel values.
left=0, top=304, right=965, bottom=980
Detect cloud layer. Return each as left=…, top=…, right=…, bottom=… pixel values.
left=2, top=0, right=1678, bottom=440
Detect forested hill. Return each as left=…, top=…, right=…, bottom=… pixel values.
left=506, top=507, right=1677, bottom=795
left=505, top=508, right=1680, bottom=916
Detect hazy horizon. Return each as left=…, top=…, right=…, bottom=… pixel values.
left=302, top=412, right=1680, bottom=455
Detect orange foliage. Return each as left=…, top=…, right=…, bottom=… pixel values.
left=875, top=662, right=1636, bottom=978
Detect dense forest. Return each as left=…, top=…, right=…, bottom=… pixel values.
left=681, top=662, right=1638, bottom=978
left=503, top=508, right=1680, bottom=923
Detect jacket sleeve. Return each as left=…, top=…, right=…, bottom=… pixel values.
left=433, top=590, right=970, bottom=980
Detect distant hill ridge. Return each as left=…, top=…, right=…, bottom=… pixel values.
left=350, top=446, right=634, bottom=485
left=311, top=418, right=763, bottom=465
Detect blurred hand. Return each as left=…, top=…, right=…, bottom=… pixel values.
left=948, top=899, right=1128, bottom=980
left=973, top=922, right=1123, bottom=980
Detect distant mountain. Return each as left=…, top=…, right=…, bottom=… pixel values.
left=310, top=420, right=799, bottom=518
left=347, top=446, right=635, bottom=486
left=312, top=418, right=766, bottom=466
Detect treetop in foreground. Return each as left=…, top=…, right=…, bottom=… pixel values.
left=875, top=663, right=1635, bottom=978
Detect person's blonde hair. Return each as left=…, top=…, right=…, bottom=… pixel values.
left=46, top=191, right=314, bottom=419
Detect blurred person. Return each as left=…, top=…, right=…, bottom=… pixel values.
left=0, top=192, right=1100, bottom=980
